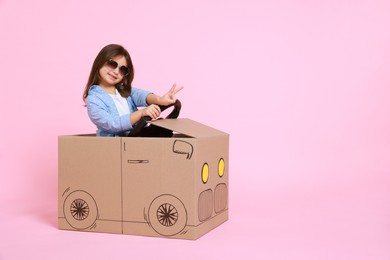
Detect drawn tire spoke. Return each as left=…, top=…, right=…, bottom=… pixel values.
left=156, top=203, right=178, bottom=227
left=70, top=199, right=90, bottom=220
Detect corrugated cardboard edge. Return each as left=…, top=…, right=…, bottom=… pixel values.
left=150, top=118, right=228, bottom=138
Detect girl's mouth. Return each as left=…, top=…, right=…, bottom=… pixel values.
left=108, top=73, right=117, bottom=80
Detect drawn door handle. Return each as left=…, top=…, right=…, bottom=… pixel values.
left=128, top=160, right=149, bottom=164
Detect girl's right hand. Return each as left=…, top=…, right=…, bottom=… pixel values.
left=141, top=104, right=161, bottom=120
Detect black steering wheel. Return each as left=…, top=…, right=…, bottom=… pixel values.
left=128, top=99, right=181, bottom=137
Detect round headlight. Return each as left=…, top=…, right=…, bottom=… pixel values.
left=201, top=163, right=209, bottom=184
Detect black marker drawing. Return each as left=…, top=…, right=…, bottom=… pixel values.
left=128, top=160, right=149, bottom=164
left=148, top=194, right=188, bottom=236
left=172, top=140, right=193, bottom=159
left=62, top=187, right=71, bottom=197
left=63, top=190, right=98, bottom=230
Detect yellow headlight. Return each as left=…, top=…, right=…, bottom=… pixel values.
left=201, top=163, right=209, bottom=184
left=218, top=158, right=225, bottom=177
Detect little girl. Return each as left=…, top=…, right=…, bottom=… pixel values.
left=83, top=44, right=183, bottom=137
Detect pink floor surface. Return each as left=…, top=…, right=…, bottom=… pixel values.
left=1, top=169, right=389, bottom=260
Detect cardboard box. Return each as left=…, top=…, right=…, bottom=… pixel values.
left=58, top=118, right=229, bottom=240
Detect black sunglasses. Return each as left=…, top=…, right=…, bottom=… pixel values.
left=106, top=59, right=130, bottom=76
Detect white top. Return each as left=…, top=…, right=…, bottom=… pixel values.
left=109, top=89, right=131, bottom=116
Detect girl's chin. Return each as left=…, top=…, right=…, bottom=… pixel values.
left=106, top=79, right=120, bottom=85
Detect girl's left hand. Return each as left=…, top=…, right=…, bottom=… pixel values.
left=159, top=83, right=184, bottom=105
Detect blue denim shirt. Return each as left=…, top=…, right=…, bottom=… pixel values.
left=86, top=85, right=151, bottom=136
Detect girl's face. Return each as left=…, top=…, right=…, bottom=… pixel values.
left=98, top=55, right=128, bottom=88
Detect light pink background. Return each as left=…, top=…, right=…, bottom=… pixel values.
left=1, top=0, right=390, bottom=259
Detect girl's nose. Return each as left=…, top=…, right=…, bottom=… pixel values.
left=113, top=67, right=120, bottom=74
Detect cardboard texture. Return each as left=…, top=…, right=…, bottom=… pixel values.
left=58, top=118, right=229, bottom=240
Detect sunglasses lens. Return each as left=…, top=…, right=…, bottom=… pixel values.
left=107, top=59, right=118, bottom=69
left=107, top=60, right=129, bottom=76
left=119, top=66, right=129, bottom=76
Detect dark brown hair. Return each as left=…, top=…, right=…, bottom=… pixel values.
left=83, top=44, right=134, bottom=101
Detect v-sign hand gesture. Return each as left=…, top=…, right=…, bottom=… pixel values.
left=159, top=83, right=184, bottom=105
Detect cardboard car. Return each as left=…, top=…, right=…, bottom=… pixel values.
left=58, top=118, right=229, bottom=240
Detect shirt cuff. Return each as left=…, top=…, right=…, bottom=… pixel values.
left=120, top=114, right=132, bottom=130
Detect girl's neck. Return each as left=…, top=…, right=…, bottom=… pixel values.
left=100, top=84, right=116, bottom=95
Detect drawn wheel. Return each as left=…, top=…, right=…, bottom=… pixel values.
left=63, top=190, right=98, bottom=230
left=148, top=195, right=187, bottom=236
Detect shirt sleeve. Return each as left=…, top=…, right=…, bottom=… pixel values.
left=130, top=87, right=151, bottom=107
left=87, top=93, right=132, bottom=133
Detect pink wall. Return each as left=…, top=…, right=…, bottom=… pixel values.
left=1, top=0, right=390, bottom=259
